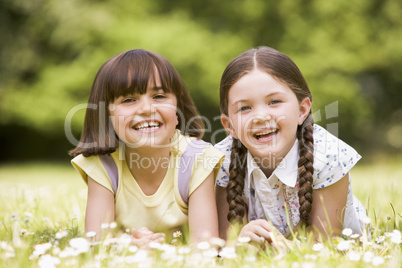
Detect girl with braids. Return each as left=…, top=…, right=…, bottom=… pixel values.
left=215, top=46, right=367, bottom=245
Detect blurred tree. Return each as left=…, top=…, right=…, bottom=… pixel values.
left=0, top=0, right=248, bottom=161
left=0, top=0, right=401, bottom=161
left=158, top=0, right=402, bottom=154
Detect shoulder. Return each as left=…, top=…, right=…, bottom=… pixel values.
left=179, top=134, right=225, bottom=204
left=71, top=151, right=121, bottom=172
left=71, top=154, right=101, bottom=174
left=214, top=135, right=233, bottom=162
left=176, top=131, right=224, bottom=160
left=175, top=131, right=225, bottom=182
left=71, top=153, right=116, bottom=193
left=312, top=124, right=362, bottom=189
left=213, top=135, right=234, bottom=187
left=214, top=135, right=234, bottom=151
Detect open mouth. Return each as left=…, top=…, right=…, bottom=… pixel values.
left=253, top=129, right=278, bottom=140
left=133, top=121, right=161, bottom=130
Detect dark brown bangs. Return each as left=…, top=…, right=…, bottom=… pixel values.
left=101, top=50, right=174, bottom=104
left=147, top=50, right=180, bottom=97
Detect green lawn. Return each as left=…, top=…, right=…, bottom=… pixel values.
left=351, top=158, right=401, bottom=230
left=0, top=160, right=401, bottom=267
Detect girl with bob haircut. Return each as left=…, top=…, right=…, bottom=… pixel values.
left=70, top=49, right=224, bottom=246
left=215, top=46, right=368, bottom=246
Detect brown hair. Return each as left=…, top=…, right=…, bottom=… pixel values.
left=69, top=49, right=204, bottom=157
left=220, top=46, right=314, bottom=226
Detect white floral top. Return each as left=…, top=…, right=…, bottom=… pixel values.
left=215, top=124, right=368, bottom=235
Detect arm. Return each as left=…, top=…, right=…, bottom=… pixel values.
left=188, top=171, right=219, bottom=243
left=217, top=181, right=288, bottom=248
left=85, top=176, right=115, bottom=239
left=216, top=185, right=274, bottom=243
left=310, top=172, right=349, bottom=238
left=238, top=219, right=286, bottom=248
left=215, top=185, right=230, bottom=240
left=86, top=176, right=165, bottom=245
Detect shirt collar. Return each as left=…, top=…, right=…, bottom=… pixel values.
left=246, top=139, right=299, bottom=188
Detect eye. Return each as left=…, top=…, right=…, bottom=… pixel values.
left=121, top=97, right=137, bottom=103
left=269, top=99, right=281, bottom=105
left=238, top=106, right=251, bottom=112
left=153, top=94, right=167, bottom=100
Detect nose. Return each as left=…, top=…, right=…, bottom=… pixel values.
left=251, top=106, right=272, bottom=124
left=137, top=96, right=153, bottom=115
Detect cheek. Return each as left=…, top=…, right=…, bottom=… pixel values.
left=110, top=113, right=132, bottom=136
left=231, top=115, right=252, bottom=138
left=161, top=107, right=178, bottom=124
left=237, top=114, right=253, bottom=129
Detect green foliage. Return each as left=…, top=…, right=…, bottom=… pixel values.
left=0, top=0, right=402, bottom=159
left=0, top=0, right=248, bottom=134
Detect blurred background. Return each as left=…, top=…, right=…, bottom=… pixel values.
left=1, top=0, right=401, bottom=164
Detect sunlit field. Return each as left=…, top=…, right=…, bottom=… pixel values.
left=0, top=159, right=401, bottom=267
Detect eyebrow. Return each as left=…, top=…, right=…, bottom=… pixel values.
left=230, top=91, right=284, bottom=107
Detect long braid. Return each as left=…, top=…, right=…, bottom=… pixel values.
left=219, top=46, right=315, bottom=228
left=226, top=138, right=248, bottom=224
left=297, top=114, right=315, bottom=225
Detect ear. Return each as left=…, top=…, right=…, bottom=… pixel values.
left=221, top=114, right=238, bottom=139
left=175, top=113, right=179, bottom=126
left=298, top=97, right=312, bottom=125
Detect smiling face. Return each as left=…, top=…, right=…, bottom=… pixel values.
left=109, top=72, right=179, bottom=149
left=222, top=69, right=311, bottom=169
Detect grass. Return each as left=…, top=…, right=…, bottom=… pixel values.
left=0, top=159, right=401, bottom=267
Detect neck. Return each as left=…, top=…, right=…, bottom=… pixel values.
left=254, top=141, right=297, bottom=178
left=124, top=145, right=171, bottom=180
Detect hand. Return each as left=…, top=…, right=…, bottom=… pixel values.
left=130, top=227, right=165, bottom=247
left=238, top=219, right=284, bottom=249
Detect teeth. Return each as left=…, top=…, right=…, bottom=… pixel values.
left=134, top=121, right=160, bottom=130
left=255, top=129, right=277, bottom=137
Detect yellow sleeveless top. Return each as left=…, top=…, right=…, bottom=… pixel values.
left=72, top=130, right=224, bottom=232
